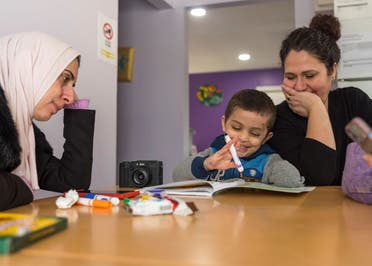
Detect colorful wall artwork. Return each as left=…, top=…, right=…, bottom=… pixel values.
left=197, top=84, right=223, bottom=107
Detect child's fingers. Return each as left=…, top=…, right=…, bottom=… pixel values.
left=230, top=136, right=240, bottom=148
left=228, top=161, right=238, bottom=169
left=215, top=151, right=232, bottom=164
left=221, top=140, right=234, bottom=151
left=212, top=149, right=231, bottom=162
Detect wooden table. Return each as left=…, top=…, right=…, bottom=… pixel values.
left=1, top=187, right=372, bottom=266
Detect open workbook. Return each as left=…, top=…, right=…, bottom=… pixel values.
left=141, top=179, right=316, bottom=197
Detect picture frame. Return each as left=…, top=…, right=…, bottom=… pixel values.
left=118, top=47, right=134, bottom=82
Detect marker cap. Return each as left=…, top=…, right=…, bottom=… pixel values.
left=110, top=197, right=120, bottom=206
left=237, top=165, right=244, bottom=173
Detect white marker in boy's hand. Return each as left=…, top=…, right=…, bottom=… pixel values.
left=224, top=135, right=244, bottom=176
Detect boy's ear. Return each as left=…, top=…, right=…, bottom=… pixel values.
left=262, top=131, right=273, bottom=144
left=221, top=115, right=226, bottom=132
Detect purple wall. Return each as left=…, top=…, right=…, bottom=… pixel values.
left=190, top=68, right=283, bottom=151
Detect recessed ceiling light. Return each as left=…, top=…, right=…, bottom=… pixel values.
left=238, top=53, right=251, bottom=61
left=190, top=8, right=206, bottom=17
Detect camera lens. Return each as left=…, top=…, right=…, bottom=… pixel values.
left=132, top=169, right=150, bottom=187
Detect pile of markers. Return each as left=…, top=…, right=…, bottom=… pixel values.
left=56, top=189, right=195, bottom=216
left=56, top=190, right=139, bottom=209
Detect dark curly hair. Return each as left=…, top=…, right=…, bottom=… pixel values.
left=225, top=89, right=276, bottom=131
left=280, top=14, right=341, bottom=75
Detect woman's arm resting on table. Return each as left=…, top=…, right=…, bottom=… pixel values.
left=35, top=109, right=95, bottom=192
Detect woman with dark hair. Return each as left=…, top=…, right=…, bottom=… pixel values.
left=0, top=32, right=95, bottom=210
left=269, top=14, right=372, bottom=186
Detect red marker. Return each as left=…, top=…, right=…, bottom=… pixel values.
left=163, top=196, right=179, bottom=210
left=74, top=191, right=140, bottom=199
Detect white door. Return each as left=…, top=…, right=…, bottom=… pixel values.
left=256, top=86, right=285, bottom=105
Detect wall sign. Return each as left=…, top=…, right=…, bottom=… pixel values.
left=97, top=12, right=117, bottom=65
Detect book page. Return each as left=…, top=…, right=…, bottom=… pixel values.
left=142, top=179, right=213, bottom=190
left=214, top=181, right=315, bottom=194
left=141, top=179, right=315, bottom=197
left=209, top=178, right=246, bottom=191
left=160, top=187, right=214, bottom=197
left=142, top=179, right=244, bottom=197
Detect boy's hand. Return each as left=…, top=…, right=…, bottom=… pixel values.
left=203, top=138, right=239, bottom=171
left=363, top=153, right=372, bottom=167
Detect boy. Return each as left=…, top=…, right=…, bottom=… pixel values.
left=172, top=89, right=304, bottom=187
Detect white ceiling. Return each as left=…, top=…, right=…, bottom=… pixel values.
left=187, top=0, right=294, bottom=73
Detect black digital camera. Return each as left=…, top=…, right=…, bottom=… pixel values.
left=119, top=160, right=163, bottom=188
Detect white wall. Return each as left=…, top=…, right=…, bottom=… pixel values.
left=294, top=0, right=315, bottom=27
left=118, top=0, right=189, bottom=183
left=0, top=0, right=118, bottom=193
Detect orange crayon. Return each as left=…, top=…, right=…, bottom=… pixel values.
left=77, top=197, right=112, bottom=208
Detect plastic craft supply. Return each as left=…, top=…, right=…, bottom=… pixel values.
left=75, top=191, right=140, bottom=199
left=77, top=197, right=112, bottom=208
left=224, top=134, right=244, bottom=173
left=56, top=189, right=79, bottom=209
left=123, top=197, right=173, bottom=216
left=84, top=193, right=120, bottom=206
left=146, top=189, right=167, bottom=198
left=171, top=197, right=194, bottom=216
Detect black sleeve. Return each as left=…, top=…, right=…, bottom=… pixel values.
left=0, top=171, right=33, bottom=211
left=298, top=139, right=337, bottom=185
left=269, top=103, right=337, bottom=186
left=35, top=109, right=95, bottom=192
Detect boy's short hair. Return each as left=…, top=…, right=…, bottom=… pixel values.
left=224, top=89, right=276, bottom=131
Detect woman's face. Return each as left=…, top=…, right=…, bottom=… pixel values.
left=283, top=50, right=335, bottom=103
left=33, top=59, right=79, bottom=121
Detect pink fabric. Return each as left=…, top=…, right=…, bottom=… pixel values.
left=64, top=99, right=89, bottom=110
left=342, top=142, right=372, bottom=204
